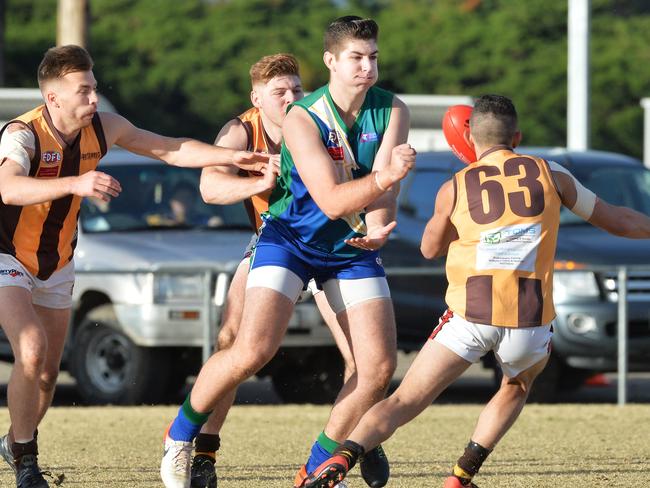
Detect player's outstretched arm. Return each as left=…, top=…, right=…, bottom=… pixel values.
left=284, top=107, right=414, bottom=220
left=200, top=120, right=278, bottom=205
left=0, top=124, right=121, bottom=206
left=551, top=163, right=650, bottom=238
left=420, top=179, right=458, bottom=259
left=100, top=112, right=270, bottom=172
left=588, top=199, right=650, bottom=238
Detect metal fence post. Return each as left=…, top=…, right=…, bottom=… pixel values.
left=617, top=266, right=628, bottom=406
left=211, top=271, right=231, bottom=354
left=202, top=269, right=213, bottom=364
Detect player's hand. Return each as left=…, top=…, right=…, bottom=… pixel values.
left=261, top=156, right=279, bottom=191
left=345, top=221, right=397, bottom=251
left=233, top=150, right=271, bottom=172
left=70, top=171, right=122, bottom=202
left=385, top=144, right=416, bottom=185
left=269, top=154, right=281, bottom=172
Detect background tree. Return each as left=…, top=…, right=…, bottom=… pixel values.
left=3, top=0, right=650, bottom=157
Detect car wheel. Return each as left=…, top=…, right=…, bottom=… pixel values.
left=70, top=311, right=170, bottom=405
left=271, top=347, right=344, bottom=404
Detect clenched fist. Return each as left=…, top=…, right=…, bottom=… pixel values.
left=375, top=144, right=417, bottom=191
left=387, top=144, right=416, bottom=182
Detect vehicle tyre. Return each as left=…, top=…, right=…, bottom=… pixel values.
left=70, top=308, right=171, bottom=405
left=271, top=347, right=344, bottom=404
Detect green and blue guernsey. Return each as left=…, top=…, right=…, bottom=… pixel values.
left=266, top=84, right=393, bottom=257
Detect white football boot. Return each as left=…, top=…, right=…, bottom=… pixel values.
left=160, top=429, right=193, bottom=488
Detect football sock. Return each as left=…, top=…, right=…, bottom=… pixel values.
left=168, top=394, right=211, bottom=442
left=305, top=431, right=340, bottom=473
left=195, top=433, right=221, bottom=460
left=11, top=439, right=37, bottom=466
left=452, top=440, right=492, bottom=485
left=8, top=428, right=38, bottom=445
left=332, top=440, right=365, bottom=471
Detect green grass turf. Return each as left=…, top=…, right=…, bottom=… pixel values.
left=0, top=404, right=648, bottom=487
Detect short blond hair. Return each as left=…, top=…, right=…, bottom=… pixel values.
left=249, top=53, right=300, bottom=87
left=38, top=45, right=94, bottom=87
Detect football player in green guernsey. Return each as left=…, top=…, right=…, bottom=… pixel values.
left=160, top=16, right=415, bottom=488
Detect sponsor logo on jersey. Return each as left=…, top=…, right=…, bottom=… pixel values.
left=37, top=166, right=59, bottom=178
left=327, top=147, right=344, bottom=160
left=376, top=256, right=383, bottom=267
left=360, top=132, right=378, bottom=143
left=81, top=151, right=101, bottom=161
left=326, top=130, right=344, bottom=160
left=42, top=151, right=62, bottom=164
left=0, top=268, right=25, bottom=278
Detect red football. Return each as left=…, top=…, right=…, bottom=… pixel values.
left=442, top=104, right=476, bottom=164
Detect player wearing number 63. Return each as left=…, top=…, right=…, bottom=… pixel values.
left=302, top=94, right=650, bottom=488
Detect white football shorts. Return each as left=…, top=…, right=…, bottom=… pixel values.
left=0, top=253, right=75, bottom=309
left=430, top=309, right=553, bottom=378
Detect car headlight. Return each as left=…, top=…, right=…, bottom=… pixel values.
left=553, top=271, right=599, bottom=301
left=153, top=273, right=204, bottom=303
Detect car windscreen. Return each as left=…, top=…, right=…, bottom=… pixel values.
left=402, top=168, right=453, bottom=220
left=80, top=164, right=252, bottom=233
left=560, top=164, right=650, bottom=225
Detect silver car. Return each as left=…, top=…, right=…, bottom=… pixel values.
left=0, top=148, right=343, bottom=405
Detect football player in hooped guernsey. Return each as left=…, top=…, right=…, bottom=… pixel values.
left=0, top=45, right=269, bottom=488
left=303, top=95, right=650, bottom=488
left=159, top=15, right=415, bottom=488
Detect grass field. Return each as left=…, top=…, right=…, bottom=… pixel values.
left=0, top=404, right=648, bottom=487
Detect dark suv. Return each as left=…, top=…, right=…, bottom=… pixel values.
left=384, top=148, right=650, bottom=402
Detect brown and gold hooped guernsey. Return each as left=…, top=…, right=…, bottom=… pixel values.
left=445, top=147, right=561, bottom=328
left=0, top=105, right=107, bottom=280
left=236, top=107, right=280, bottom=233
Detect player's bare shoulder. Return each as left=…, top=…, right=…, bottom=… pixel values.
left=386, top=95, right=410, bottom=134
left=436, top=179, right=456, bottom=211
left=391, top=95, right=409, bottom=114
left=214, top=118, right=249, bottom=150
left=0, top=122, right=36, bottom=173
left=96, top=111, right=132, bottom=148
left=282, top=105, right=316, bottom=142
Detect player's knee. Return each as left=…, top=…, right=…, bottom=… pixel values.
left=342, top=359, right=356, bottom=382
left=39, top=369, right=59, bottom=393
left=234, top=355, right=266, bottom=379
left=502, top=375, right=533, bottom=397
left=232, top=345, right=275, bottom=379
left=217, top=326, right=236, bottom=351
left=371, top=356, right=397, bottom=389
left=15, top=340, right=47, bottom=375
left=358, top=357, right=395, bottom=392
